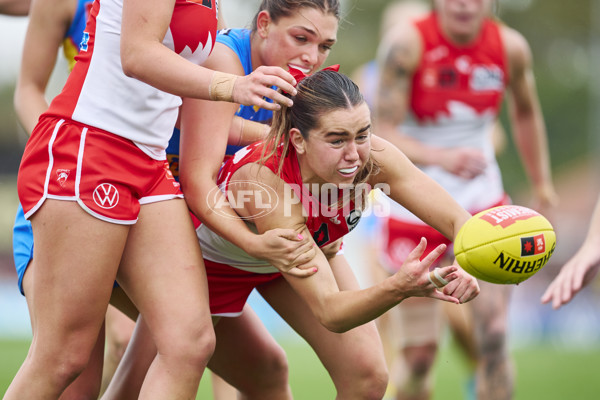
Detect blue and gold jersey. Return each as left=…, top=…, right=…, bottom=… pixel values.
left=62, top=0, right=94, bottom=70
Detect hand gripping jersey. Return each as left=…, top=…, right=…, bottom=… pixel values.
left=385, top=12, right=509, bottom=221
left=45, top=0, right=218, bottom=160
left=197, top=141, right=363, bottom=273
left=217, top=28, right=274, bottom=124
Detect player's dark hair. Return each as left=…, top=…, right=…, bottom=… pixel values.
left=251, top=0, right=341, bottom=31
left=263, top=70, right=379, bottom=208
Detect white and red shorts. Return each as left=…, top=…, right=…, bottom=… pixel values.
left=378, top=196, right=510, bottom=273
left=18, top=116, right=183, bottom=224
left=205, top=259, right=282, bottom=317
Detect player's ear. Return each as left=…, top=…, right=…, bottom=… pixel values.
left=256, top=10, right=271, bottom=39
left=289, top=128, right=306, bottom=154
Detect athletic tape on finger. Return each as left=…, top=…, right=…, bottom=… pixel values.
left=428, top=268, right=449, bottom=289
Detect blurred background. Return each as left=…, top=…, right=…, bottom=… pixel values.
left=1, top=0, right=600, bottom=398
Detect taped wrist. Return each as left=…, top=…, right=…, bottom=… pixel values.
left=209, top=71, right=238, bottom=102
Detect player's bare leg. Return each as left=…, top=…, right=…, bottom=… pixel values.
left=393, top=297, right=443, bottom=400
left=471, top=281, right=514, bottom=400
left=116, top=199, right=215, bottom=398
left=258, top=256, right=389, bottom=400
left=208, top=305, right=291, bottom=400
left=4, top=201, right=127, bottom=399
left=100, top=305, right=135, bottom=395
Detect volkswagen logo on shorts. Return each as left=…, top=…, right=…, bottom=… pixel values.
left=207, top=180, right=278, bottom=220
left=93, top=183, right=119, bottom=209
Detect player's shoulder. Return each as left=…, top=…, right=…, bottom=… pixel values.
left=377, top=21, right=422, bottom=72
left=381, top=19, right=422, bottom=52
left=366, top=135, right=409, bottom=183
left=204, top=42, right=244, bottom=74
left=499, top=24, right=532, bottom=70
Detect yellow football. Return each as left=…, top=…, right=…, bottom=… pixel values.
left=454, top=205, right=556, bottom=284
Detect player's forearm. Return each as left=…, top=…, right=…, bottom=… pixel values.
left=309, top=276, right=405, bottom=333
left=184, top=177, right=259, bottom=253
left=584, top=197, right=600, bottom=246
left=0, top=0, right=30, bottom=16
left=511, top=110, right=554, bottom=191
left=13, top=85, right=49, bottom=135
left=229, top=117, right=269, bottom=147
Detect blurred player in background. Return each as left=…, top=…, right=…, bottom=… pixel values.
left=351, top=0, right=429, bottom=111
left=542, top=195, right=600, bottom=309
left=369, top=0, right=558, bottom=399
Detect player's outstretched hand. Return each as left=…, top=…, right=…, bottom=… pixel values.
left=541, top=243, right=600, bottom=309
left=439, top=261, right=480, bottom=303
left=392, top=237, right=464, bottom=304
left=233, top=66, right=297, bottom=111
left=248, top=228, right=317, bottom=277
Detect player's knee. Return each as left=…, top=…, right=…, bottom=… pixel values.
left=404, top=344, right=437, bottom=377
left=191, top=328, right=217, bottom=367
left=480, top=328, right=506, bottom=358
left=167, top=326, right=216, bottom=369
left=258, top=344, right=289, bottom=386
left=351, top=369, right=389, bottom=400
left=340, top=356, right=388, bottom=400
left=238, top=343, right=289, bottom=395
left=106, top=331, right=131, bottom=361
left=50, top=350, right=92, bottom=389
left=40, top=331, right=101, bottom=387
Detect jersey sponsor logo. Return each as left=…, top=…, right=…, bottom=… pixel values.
left=470, top=65, right=504, bottom=91
left=313, top=223, right=330, bottom=246
left=521, top=234, right=546, bottom=256
left=56, top=169, right=70, bottom=187
left=439, top=67, right=457, bottom=87
left=93, top=183, right=119, bottom=209
left=79, top=31, right=90, bottom=52
left=346, top=209, right=362, bottom=232
left=480, top=205, right=539, bottom=228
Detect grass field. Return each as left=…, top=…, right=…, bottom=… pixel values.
left=2, top=338, right=600, bottom=399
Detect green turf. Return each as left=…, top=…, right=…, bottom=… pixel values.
left=2, top=338, right=600, bottom=399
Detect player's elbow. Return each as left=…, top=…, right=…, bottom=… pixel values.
left=120, top=44, right=147, bottom=79
left=120, top=51, right=138, bottom=78
left=313, top=307, right=351, bottom=333
left=318, top=316, right=348, bottom=333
